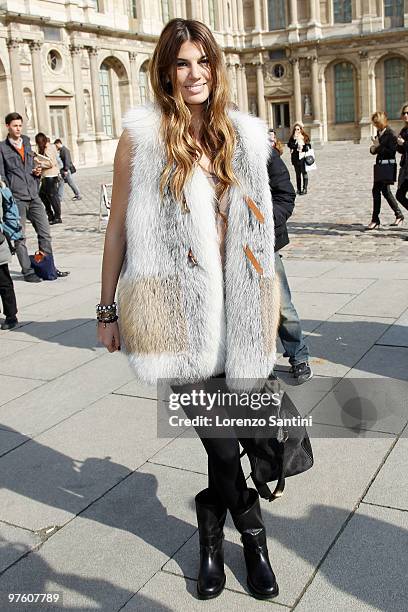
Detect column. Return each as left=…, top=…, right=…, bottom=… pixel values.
left=202, top=0, right=210, bottom=24
left=217, top=0, right=224, bottom=30
left=88, top=47, right=104, bottom=137
left=359, top=50, right=374, bottom=141
left=309, top=0, right=316, bottom=23
left=237, top=0, right=245, bottom=31
left=232, top=0, right=239, bottom=31
left=255, top=59, right=266, bottom=120
left=253, top=0, right=262, bottom=31
left=129, top=51, right=139, bottom=106
left=361, top=0, right=380, bottom=32
left=290, top=57, right=302, bottom=123
left=29, top=41, right=50, bottom=134
left=311, top=56, right=321, bottom=124
left=6, top=39, right=25, bottom=118
left=223, top=0, right=231, bottom=30
left=70, top=45, right=87, bottom=138
left=307, top=0, right=321, bottom=38
left=169, top=0, right=177, bottom=18
left=240, top=64, right=248, bottom=112
left=288, top=0, right=299, bottom=42
left=235, top=64, right=243, bottom=109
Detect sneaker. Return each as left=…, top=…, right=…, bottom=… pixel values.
left=72, top=195, right=82, bottom=201
left=291, top=362, right=313, bottom=384
left=1, top=316, right=18, bottom=330
left=56, top=269, right=70, bottom=278
left=25, top=274, right=42, bottom=283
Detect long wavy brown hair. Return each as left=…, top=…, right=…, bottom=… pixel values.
left=149, top=18, right=238, bottom=204
left=289, top=123, right=310, bottom=143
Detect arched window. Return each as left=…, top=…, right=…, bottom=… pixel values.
left=139, top=63, right=149, bottom=104
left=99, top=62, right=113, bottom=137
left=384, top=58, right=406, bottom=119
left=384, top=0, right=404, bottom=29
left=333, top=0, right=352, bottom=23
left=334, top=62, right=355, bottom=123
left=268, top=0, right=286, bottom=30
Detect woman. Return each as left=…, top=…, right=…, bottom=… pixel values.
left=0, top=182, right=18, bottom=330
left=367, top=111, right=403, bottom=229
left=268, top=128, right=284, bottom=156
left=287, top=123, right=311, bottom=195
left=35, top=133, right=62, bottom=224
left=396, top=102, right=408, bottom=218
left=97, top=19, right=281, bottom=601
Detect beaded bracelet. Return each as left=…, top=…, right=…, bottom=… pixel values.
left=97, top=314, right=118, bottom=328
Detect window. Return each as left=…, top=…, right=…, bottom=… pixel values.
left=209, top=0, right=216, bottom=29
left=161, top=0, right=169, bottom=23
left=130, top=0, right=137, bottom=18
left=334, top=62, right=355, bottom=123
left=384, top=58, right=406, bottom=119
left=268, top=0, right=286, bottom=30
left=273, top=64, right=285, bottom=78
left=99, top=63, right=113, bottom=137
left=333, top=0, right=352, bottom=23
left=47, top=50, right=62, bottom=72
left=139, top=65, right=149, bottom=104
left=43, top=27, right=61, bottom=42
left=384, top=0, right=404, bottom=28
left=269, top=49, right=286, bottom=60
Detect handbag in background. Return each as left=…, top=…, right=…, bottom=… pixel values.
left=373, top=160, right=397, bottom=184
left=29, top=250, right=58, bottom=281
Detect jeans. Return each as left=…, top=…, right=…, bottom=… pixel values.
left=275, top=252, right=310, bottom=366
left=59, top=171, right=80, bottom=199
left=0, top=263, right=17, bottom=318
left=371, top=182, right=402, bottom=223
left=14, top=197, right=53, bottom=277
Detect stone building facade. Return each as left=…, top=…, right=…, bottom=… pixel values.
left=1, top=1, right=407, bottom=166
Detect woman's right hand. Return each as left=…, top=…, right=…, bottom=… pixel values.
left=97, top=321, right=121, bottom=353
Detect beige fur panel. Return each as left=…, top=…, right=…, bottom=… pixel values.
left=118, top=277, right=188, bottom=355
left=259, top=275, right=281, bottom=355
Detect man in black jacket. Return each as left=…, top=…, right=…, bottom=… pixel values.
left=54, top=139, right=82, bottom=201
left=0, top=112, right=69, bottom=281
left=268, top=147, right=313, bottom=384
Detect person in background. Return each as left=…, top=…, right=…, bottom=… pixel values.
left=367, top=111, right=403, bottom=230
left=54, top=139, right=82, bottom=201
left=0, top=181, right=18, bottom=330
left=287, top=123, right=311, bottom=195
left=35, top=133, right=63, bottom=224
left=268, top=128, right=284, bottom=156
left=0, top=112, right=69, bottom=281
left=268, top=145, right=313, bottom=383
left=396, top=102, right=408, bottom=222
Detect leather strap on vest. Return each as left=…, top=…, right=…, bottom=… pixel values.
left=244, top=245, right=263, bottom=276
left=245, top=196, right=265, bottom=224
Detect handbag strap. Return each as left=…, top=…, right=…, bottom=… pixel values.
left=240, top=447, right=286, bottom=502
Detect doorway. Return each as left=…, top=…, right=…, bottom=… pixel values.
left=49, top=106, right=70, bottom=147
left=272, top=102, right=290, bottom=142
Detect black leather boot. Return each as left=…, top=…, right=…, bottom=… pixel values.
left=301, top=176, right=308, bottom=195
left=195, top=488, right=227, bottom=599
left=231, top=489, right=279, bottom=600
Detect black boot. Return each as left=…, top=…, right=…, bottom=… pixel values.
left=195, top=488, right=227, bottom=599
left=301, top=176, right=308, bottom=195
left=231, top=489, right=279, bottom=600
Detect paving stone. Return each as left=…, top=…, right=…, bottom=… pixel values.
left=163, top=428, right=394, bottom=608
left=0, top=463, right=205, bottom=611
left=295, top=504, right=408, bottom=612
left=0, top=428, right=29, bottom=456
left=291, top=277, right=376, bottom=295
left=0, top=338, right=37, bottom=358
left=290, top=292, right=355, bottom=328
left=346, top=345, right=408, bottom=380
left=376, top=306, right=408, bottom=348
left=113, top=379, right=157, bottom=400
left=338, top=280, right=408, bottom=318
left=321, top=261, right=408, bottom=279
left=0, top=394, right=168, bottom=530
left=364, top=437, right=408, bottom=511
left=0, top=374, right=44, bottom=408
left=0, top=522, right=42, bottom=574
left=0, top=351, right=134, bottom=436
left=123, top=571, right=278, bottom=611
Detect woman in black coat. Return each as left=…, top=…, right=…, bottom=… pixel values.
left=287, top=123, right=311, bottom=195
left=367, top=111, right=403, bottom=229
left=396, top=102, right=408, bottom=219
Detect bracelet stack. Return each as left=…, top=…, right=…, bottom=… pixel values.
left=96, top=302, right=118, bottom=326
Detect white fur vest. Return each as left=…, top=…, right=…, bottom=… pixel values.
left=118, top=104, right=280, bottom=385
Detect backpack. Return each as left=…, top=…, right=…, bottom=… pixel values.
left=0, top=182, right=23, bottom=242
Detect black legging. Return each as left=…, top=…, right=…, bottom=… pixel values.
left=294, top=162, right=308, bottom=193
left=175, top=377, right=250, bottom=512
left=40, top=177, right=62, bottom=222
left=371, top=181, right=402, bottom=223
left=396, top=179, right=408, bottom=212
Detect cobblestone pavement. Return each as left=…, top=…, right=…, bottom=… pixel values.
left=25, top=141, right=408, bottom=261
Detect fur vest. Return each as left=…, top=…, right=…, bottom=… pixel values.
left=118, top=104, right=280, bottom=385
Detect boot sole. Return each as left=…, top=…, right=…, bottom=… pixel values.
left=247, top=578, right=279, bottom=600
left=196, top=575, right=226, bottom=600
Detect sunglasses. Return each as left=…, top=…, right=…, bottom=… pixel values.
left=403, top=111, right=408, bottom=116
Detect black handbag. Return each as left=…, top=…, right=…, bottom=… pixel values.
left=239, top=376, right=314, bottom=501
left=373, top=161, right=397, bottom=184
left=304, top=153, right=315, bottom=166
